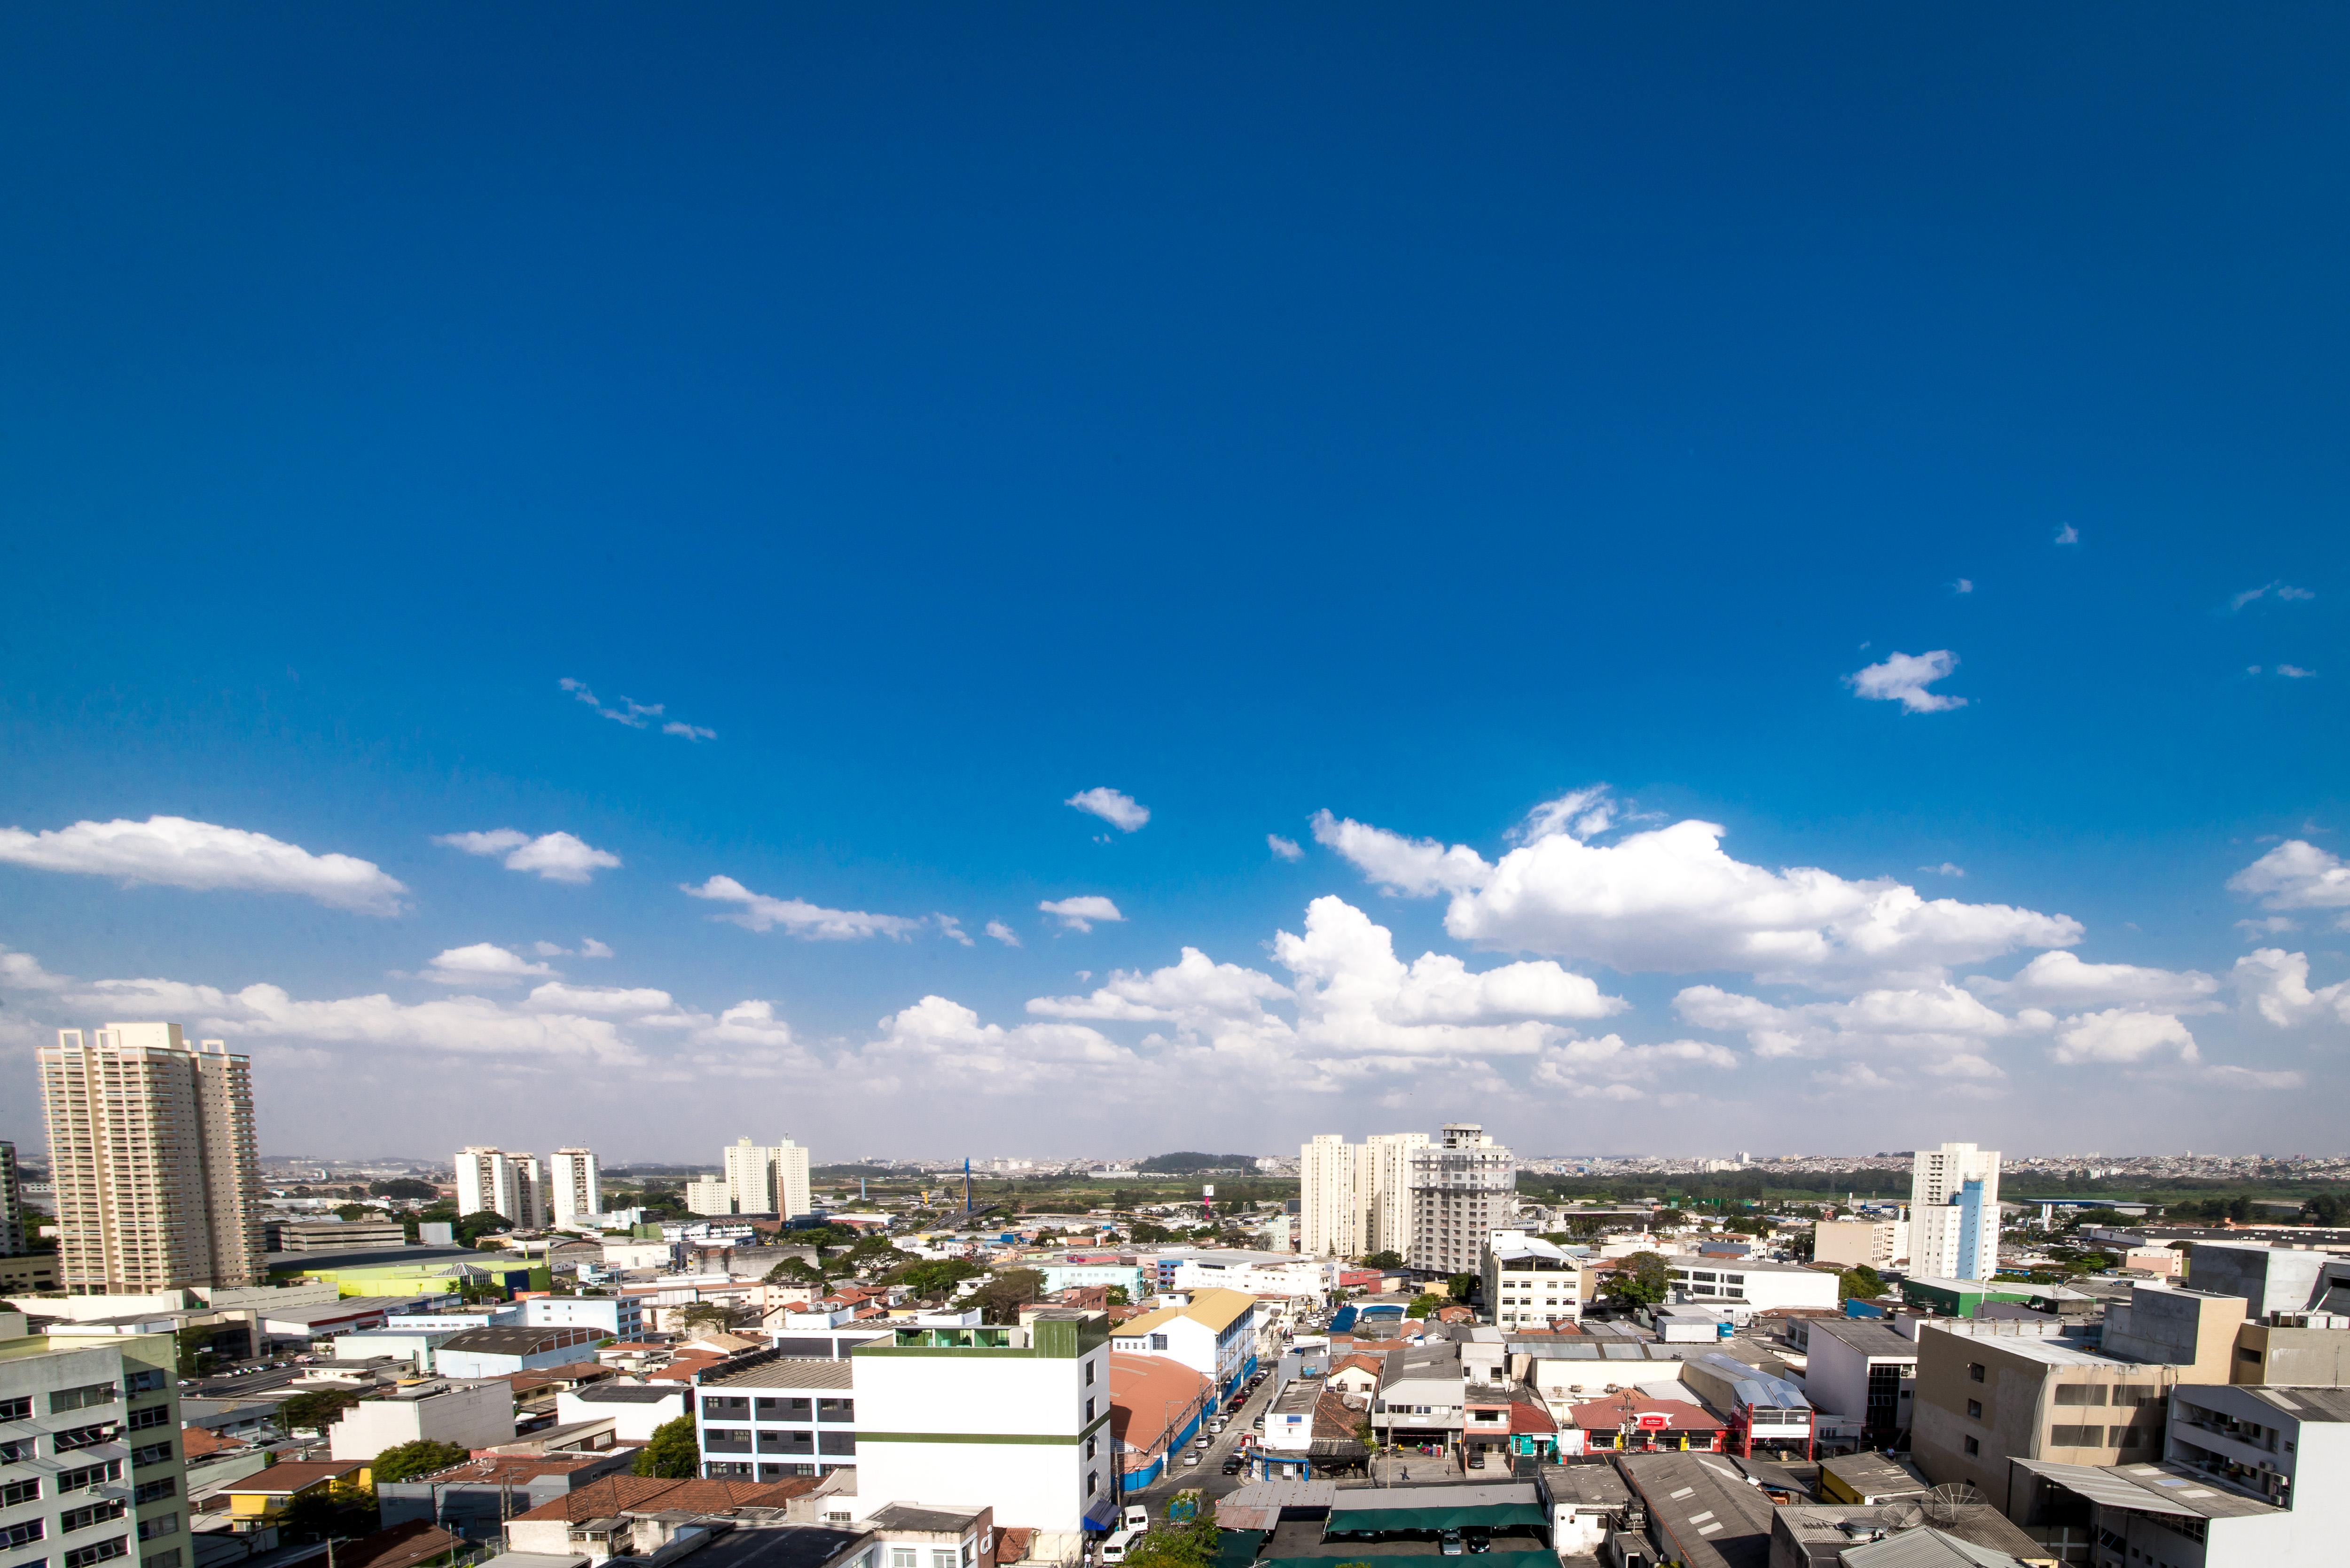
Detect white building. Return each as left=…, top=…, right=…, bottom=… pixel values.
left=454, top=1147, right=542, bottom=1229
left=557, top=1381, right=688, bottom=1443
left=329, top=1379, right=515, bottom=1460
left=1409, top=1124, right=1516, bottom=1277
left=697, top=1358, right=860, bottom=1481
left=1665, top=1256, right=1840, bottom=1315
left=852, top=1310, right=1116, bottom=1540
left=0, top=1329, right=184, bottom=1568
left=1170, top=1253, right=1334, bottom=1304
left=519, top=1294, right=644, bottom=1342
left=1361, top=1132, right=1429, bottom=1258
left=1108, top=1287, right=1258, bottom=1399
left=1813, top=1216, right=1909, bottom=1272
left=1482, top=1231, right=1584, bottom=1329
left=1911, top=1142, right=2000, bottom=1282
left=1299, top=1135, right=1359, bottom=1258
left=548, top=1148, right=601, bottom=1228
left=697, top=1137, right=816, bottom=1218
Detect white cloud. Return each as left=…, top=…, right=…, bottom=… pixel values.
left=2053, top=1009, right=2199, bottom=1066
left=2231, top=948, right=2350, bottom=1030
left=1509, top=787, right=1618, bottom=845
left=682, top=875, right=923, bottom=940
left=2277, top=664, right=2318, bottom=679
left=1675, top=983, right=2029, bottom=1065
left=1848, top=649, right=1967, bottom=713
left=560, top=678, right=714, bottom=741
left=580, top=937, right=614, bottom=958
left=985, top=921, right=1022, bottom=948
left=1530, top=1034, right=1739, bottom=1098
left=0, top=815, right=407, bottom=914
left=2229, top=841, right=2350, bottom=912
left=1031, top=947, right=1293, bottom=1029
left=2235, top=917, right=2298, bottom=939
left=0, top=945, right=72, bottom=991
left=1966, top=951, right=2220, bottom=1012
left=1953, top=578, right=1974, bottom=594
left=423, top=944, right=558, bottom=986
left=1327, top=811, right=2082, bottom=989
left=935, top=915, right=975, bottom=947
left=1039, top=896, right=1124, bottom=933
left=865, top=996, right=1135, bottom=1093
left=2231, top=582, right=2315, bottom=611
left=524, top=982, right=679, bottom=1014
left=1268, top=835, right=1304, bottom=862
left=1309, top=810, right=1492, bottom=897
left=435, top=829, right=620, bottom=884
left=2054, top=524, right=2080, bottom=545
left=1919, top=863, right=1966, bottom=877
left=1066, top=788, right=1150, bottom=832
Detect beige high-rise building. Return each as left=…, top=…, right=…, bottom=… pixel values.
left=1360, top=1131, right=1429, bottom=1257
left=1408, top=1123, right=1516, bottom=1278
left=713, top=1136, right=815, bottom=1218
left=1300, top=1135, right=1359, bottom=1258
left=39, top=1022, right=262, bottom=1295
left=549, top=1147, right=601, bottom=1227
left=454, top=1146, right=542, bottom=1227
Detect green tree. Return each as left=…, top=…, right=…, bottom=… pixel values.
left=1446, top=1272, right=1478, bottom=1303
left=1123, top=1519, right=1222, bottom=1568
left=2303, top=1194, right=2348, bottom=1226
left=370, top=1178, right=442, bottom=1201
left=1600, top=1251, right=1671, bottom=1309
left=1104, top=1286, right=1130, bottom=1306
left=765, top=1256, right=827, bottom=1287
left=971, top=1268, right=1046, bottom=1325
left=1404, top=1293, right=1445, bottom=1319
left=370, top=1439, right=470, bottom=1483
left=277, top=1388, right=363, bottom=1434
left=633, top=1415, right=700, bottom=1478
left=1837, top=1265, right=1885, bottom=1302
left=454, top=1209, right=513, bottom=1246
left=675, top=1303, right=737, bottom=1333
left=1360, top=1251, right=1404, bottom=1270
left=898, top=1258, right=984, bottom=1298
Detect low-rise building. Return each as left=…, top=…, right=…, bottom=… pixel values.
left=1665, top=1256, right=1839, bottom=1316
left=1107, top=1288, right=1258, bottom=1399
left=518, top=1295, right=645, bottom=1342
left=1802, top=1318, right=1919, bottom=1447
left=1481, top=1232, right=1583, bottom=1331
left=376, top=1451, right=637, bottom=1535
left=557, top=1381, right=689, bottom=1443
left=1617, top=1449, right=1772, bottom=1568
left=1168, top=1253, right=1332, bottom=1305
left=1104, top=1351, right=1213, bottom=1490
left=434, top=1325, right=607, bottom=1378
left=1911, top=1322, right=2179, bottom=1500
left=276, top=1220, right=410, bottom=1252
left=1370, top=1339, right=1464, bottom=1450
left=861, top=1503, right=993, bottom=1568
left=329, top=1378, right=517, bottom=1461
left=698, top=1359, right=859, bottom=1482
left=1812, top=1217, right=1908, bottom=1272
left=220, top=1460, right=371, bottom=1529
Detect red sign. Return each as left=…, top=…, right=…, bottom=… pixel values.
left=1635, top=1412, right=1672, bottom=1431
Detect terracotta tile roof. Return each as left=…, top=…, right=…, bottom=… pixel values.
left=508, top=1474, right=816, bottom=1523
left=413, top=1454, right=619, bottom=1485
left=1564, top=1391, right=1723, bottom=1432
left=337, top=1521, right=467, bottom=1568
left=995, top=1528, right=1034, bottom=1564
left=181, top=1427, right=251, bottom=1460
left=1328, top=1354, right=1386, bottom=1379
left=224, top=1460, right=369, bottom=1496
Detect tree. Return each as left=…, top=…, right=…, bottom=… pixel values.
left=1122, top=1519, right=1222, bottom=1568
left=675, top=1303, right=737, bottom=1333
left=277, top=1388, right=363, bottom=1434
left=1360, top=1251, right=1404, bottom=1270
left=1104, top=1285, right=1130, bottom=1306
left=634, top=1415, right=700, bottom=1478
left=1837, top=1265, right=1885, bottom=1303
left=1600, top=1251, right=1670, bottom=1309
left=971, top=1268, right=1046, bottom=1325
left=1404, top=1293, right=1445, bottom=1319
left=765, top=1256, right=827, bottom=1287
left=2303, top=1194, right=2348, bottom=1226
left=454, top=1209, right=513, bottom=1246
left=370, top=1178, right=441, bottom=1201
left=371, top=1439, right=470, bottom=1483
left=1446, top=1272, right=1478, bottom=1303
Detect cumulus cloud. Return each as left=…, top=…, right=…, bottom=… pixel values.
left=435, top=829, right=620, bottom=884
left=1031, top=948, right=1293, bottom=1029
left=1530, top=1034, right=1739, bottom=1099
left=1848, top=649, right=1967, bottom=713
left=0, top=945, right=72, bottom=991
left=0, top=815, right=407, bottom=914
left=866, top=996, right=1134, bottom=1093
left=682, top=875, right=923, bottom=940
left=2054, top=524, right=2080, bottom=545
left=1675, top=983, right=2029, bottom=1066
left=422, top=944, right=558, bottom=986
left=560, top=678, right=714, bottom=741
left=1067, top=788, right=1150, bottom=832
left=935, top=915, right=975, bottom=947
left=2230, top=582, right=2315, bottom=611
left=1967, top=951, right=2220, bottom=1012
left=1268, top=835, right=1304, bottom=862
left=2053, top=1008, right=2199, bottom=1066
left=523, top=982, right=680, bottom=1015
left=1324, top=809, right=2082, bottom=989
left=1039, top=896, right=1124, bottom=933
left=985, top=921, right=1023, bottom=947
left=2229, top=841, right=2350, bottom=916
left=2232, top=949, right=2350, bottom=1030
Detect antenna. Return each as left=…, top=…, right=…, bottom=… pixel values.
left=1922, top=1482, right=1982, bottom=1524
left=1875, top=1501, right=1926, bottom=1533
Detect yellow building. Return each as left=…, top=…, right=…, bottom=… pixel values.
left=221, top=1459, right=372, bottom=1529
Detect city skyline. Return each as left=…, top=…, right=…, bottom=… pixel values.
left=2, top=9, right=2346, bottom=1158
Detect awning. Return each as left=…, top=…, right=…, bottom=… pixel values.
left=2011, top=1459, right=2200, bottom=1517
left=1213, top=1530, right=1266, bottom=1568
left=1320, top=1503, right=1550, bottom=1532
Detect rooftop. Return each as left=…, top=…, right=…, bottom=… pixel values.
left=1808, top=1319, right=1920, bottom=1358
left=572, top=1382, right=688, bottom=1404
left=2243, top=1385, right=2350, bottom=1424
left=224, top=1460, right=369, bottom=1496
left=2014, top=1458, right=2286, bottom=1521
left=1115, top=1287, right=1259, bottom=1338
left=709, top=1359, right=854, bottom=1391
left=1617, top=1451, right=1775, bottom=1568
left=509, top=1476, right=816, bottom=1524
left=437, top=1326, right=604, bottom=1356
left=865, top=1504, right=987, bottom=1536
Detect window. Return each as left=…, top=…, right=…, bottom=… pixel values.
left=1085, top=1472, right=1098, bottom=1496
left=0, top=1397, right=30, bottom=1422
left=60, top=1504, right=125, bottom=1535
left=136, top=1516, right=178, bottom=1542
left=1967, top=1364, right=1985, bottom=1384
left=63, top=1535, right=128, bottom=1568
left=0, top=1438, right=38, bottom=1464
left=147, top=1552, right=180, bottom=1568
left=892, top=1551, right=916, bottom=1567
left=756, top=1430, right=813, bottom=1455
left=1084, top=1436, right=1097, bottom=1460
left=2053, top=1386, right=2106, bottom=1407
left=704, top=1429, right=753, bottom=1454
left=1085, top=1362, right=1094, bottom=1386
left=817, top=1432, right=856, bottom=1457
left=1966, top=1400, right=1982, bottom=1420
left=2239, top=1346, right=2263, bottom=1363
left=1150, top=1334, right=1168, bottom=1351
left=133, top=1479, right=175, bottom=1506
left=816, top=1398, right=854, bottom=1424
left=5, top=1521, right=49, bottom=1549
left=2110, top=1386, right=2157, bottom=1407
left=932, top=1552, right=956, bottom=1568
left=2050, top=1425, right=2104, bottom=1447
left=2114, top=1427, right=2146, bottom=1448
left=124, top=1371, right=165, bottom=1395
left=1083, top=1398, right=1095, bottom=1422
left=50, top=1385, right=118, bottom=1416
left=54, top=1427, right=116, bottom=1454
left=2, top=1479, right=38, bottom=1506
left=125, top=1406, right=169, bottom=1433
left=703, top=1396, right=750, bottom=1421
left=57, top=1464, right=120, bottom=1492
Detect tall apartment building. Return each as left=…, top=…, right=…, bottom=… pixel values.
left=1299, top=1131, right=1429, bottom=1260
left=548, top=1148, right=601, bottom=1227
left=1408, top=1123, right=1515, bottom=1278
left=696, top=1137, right=815, bottom=1218
left=0, top=1141, right=24, bottom=1255
left=0, top=1327, right=188, bottom=1568
left=454, top=1147, right=542, bottom=1229
left=1911, top=1142, right=2000, bottom=1281
left=38, top=1024, right=262, bottom=1295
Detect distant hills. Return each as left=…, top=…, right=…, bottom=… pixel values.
left=1139, top=1151, right=1259, bottom=1174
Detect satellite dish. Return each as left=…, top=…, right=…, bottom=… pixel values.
left=1875, top=1501, right=1926, bottom=1533
left=1923, top=1482, right=1983, bottom=1524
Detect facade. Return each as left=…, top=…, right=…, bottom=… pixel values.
left=1406, top=1124, right=1515, bottom=1278
left=431, top=1324, right=604, bottom=1378
left=0, top=1328, right=187, bottom=1568
left=1298, top=1136, right=1358, bottom=1259
left=1910, top=1141, right=2000, bottom=1282
left=328, top=1379, right=516, bottom=1461
left=1106, top=1289, right=1258, bottom=1398
left=1802, top=1318, right=1918, bottom=1445
left=705, top=1139, right=816, bottom=1219
left=454, top=1148, right=541, bottom=1230
left=1812, top=1217, right=1908, bottom=1272
left=852, top=1310, right=1115, bottom=1536
left=698, top=1358, right=860, bottom=1481
left=0, top=1142, right=23, bottom=1256
left=519, top=1294, right=644, bottom=1342
left=1911, top=1321, right=2183, bottom=1501
left=549, top=1149, right=601, bottom=1228
left=1482, top=1231, right=1583, bottom=1330
left=556, top=1382, right=688, bottom=1443
left=1359, top=1133, right=1428, bottom=1259
left=1664, top=1256, right=1839, bottom=1314
left=1370, top=1339, right=1465, bottom=1448
left=1168, top=1254, right=1331, bottom=1304
left=39, top=1023, right=262, bottom=1294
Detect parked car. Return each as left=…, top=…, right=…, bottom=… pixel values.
left=1196, top=1435, right=1212, bottom=1450
left=1221, top=1456, right=1243, bottom=1475
left=1463, top=1530, right=1491, bottom=1555
left=1439, top=1531, right=1464, bottom=1557
left=1182, top=1451, right=1201, bottom=1467
left=1121, top=1506, right=1149, bottom=1533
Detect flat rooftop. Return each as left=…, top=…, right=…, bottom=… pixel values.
left=709, top=1360, right=854, bottom=1390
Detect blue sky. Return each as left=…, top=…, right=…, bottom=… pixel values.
left=2, top=5, right=2345, bottom=1162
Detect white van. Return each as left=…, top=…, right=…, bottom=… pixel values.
left=1101, top=1530, right=1140, bottom=1564
left=1121, top=1506, right=1150, bottom=1533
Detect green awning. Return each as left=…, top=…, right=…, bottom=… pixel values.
left=1214, top=1530, right=1267, bottom=1568
left=1319, top=1504, right=1550, bottom=1532
left=1257, top=1553, right=1558, bottom=1568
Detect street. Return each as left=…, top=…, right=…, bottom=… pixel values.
left=1126, top=1371, right=1279, bottom=1511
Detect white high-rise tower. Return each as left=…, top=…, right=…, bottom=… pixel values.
left=1911, top=1141, right=2000, bottom=1281
left=549, top=1147, right=601, bottom=1227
